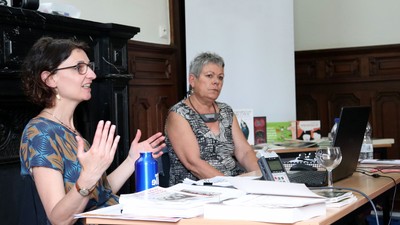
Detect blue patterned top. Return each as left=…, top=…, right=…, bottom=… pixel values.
left=20, top=117, right=119, bottom=216
left=165, top=100, right=246, bottom=186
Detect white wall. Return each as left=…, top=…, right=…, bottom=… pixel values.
left=16, top=1, right=400, bottom=51
left=294, top=0, right=400, bottom=51
left=185, top=0, right=296, bottom=122
left=22, top=1, right=399, bottom=120
left=15, top=0, right=171, bottom=44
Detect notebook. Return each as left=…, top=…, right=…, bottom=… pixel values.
left=287, top=106, right=371, bottom=187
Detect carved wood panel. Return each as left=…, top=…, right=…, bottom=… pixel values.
left=373, top=92, right=400, bottom=159
left=0, top=101, right=40, bottom=162
left=370, top=55, right=400, bottom=77
left=295, top=44, right=400, bottom=159
left=127, top=41, right=179, bottom=141
left=325, top=58, right=360, bottom=78
left=128, top=87, right=173, bottom=138
left=296, top=95, right=319, bottom=121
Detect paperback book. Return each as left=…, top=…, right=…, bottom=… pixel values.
left=312, top=190, right=357, bottom=208
left=254, top=116, right=267, bottom=144
left=234, top=109, right=254, bottom=145
left=326, top=195, right=357, bottom=208
left=296, top=120, right=321, bottom=141
left=266, top=121, right=296, bottom=142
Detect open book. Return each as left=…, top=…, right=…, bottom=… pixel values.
left=119, top=183, right=246, bottom=218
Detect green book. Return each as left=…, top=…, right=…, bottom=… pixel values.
left=266, top=121, right=296, bottom=143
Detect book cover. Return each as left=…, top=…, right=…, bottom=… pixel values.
left=296, top=120, right=321, bottom=141
left=266, top=121, right=296, bottom=143
left=233, top=109, right=254, bottom=145
left=253, top=116, right=266, bottom=144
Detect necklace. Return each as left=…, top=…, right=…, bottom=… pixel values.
left=188, top=96, right=219, bottom=123
left=42, top=110, right=78, bottom=135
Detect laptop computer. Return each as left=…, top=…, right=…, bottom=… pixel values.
left=287, top=106, right=371, bottom=186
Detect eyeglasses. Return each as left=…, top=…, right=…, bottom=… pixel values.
left=51, top=62, right=95, bottom=75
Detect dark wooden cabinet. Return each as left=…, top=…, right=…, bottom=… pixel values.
left=295, top=44, right=400, bottom=159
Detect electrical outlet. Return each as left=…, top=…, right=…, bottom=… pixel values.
left=159, top=25, right=168, bottom=39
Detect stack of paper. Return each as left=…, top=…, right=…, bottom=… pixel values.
left=119, top=183, right=246, bottom=218
left=203, top=178, right=327, bottom=223
left=204, top=194, right=326, bottom=223
left=77, top=177, right=330, bottom=223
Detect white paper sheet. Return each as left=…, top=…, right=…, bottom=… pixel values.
left=360, top=159, right=400, bottom=165
left=224, top=177, right=324, bottom=198
left=74, top=204, right=181, bottom=222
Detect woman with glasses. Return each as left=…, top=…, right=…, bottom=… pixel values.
left=164, top=52, right=259, bottom=186
left=19, top=37, right=165, bottom=225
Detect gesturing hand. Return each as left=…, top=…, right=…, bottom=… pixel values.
left=76, top=120, right=120, bottom=183
left=128, top=129, right=166, bottom=163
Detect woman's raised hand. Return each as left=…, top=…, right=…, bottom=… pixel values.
left=76, top=120, right=120, bottom=183
left=128, top=129, right=165, bottom=162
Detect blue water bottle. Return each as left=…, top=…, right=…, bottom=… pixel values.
left=135, top=152, right=159, bottom=192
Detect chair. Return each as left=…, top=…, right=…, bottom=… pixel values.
left=157, top=148, right=170, bottom=187
left=18, top=175, right=48, bottom=225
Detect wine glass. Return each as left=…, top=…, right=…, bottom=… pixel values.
left=315, top=146, right=342, bottom=191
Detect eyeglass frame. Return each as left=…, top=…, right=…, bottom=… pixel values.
left=50, top=62, right=95, bottom=75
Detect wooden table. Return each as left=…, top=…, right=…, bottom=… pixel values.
left=85, top=168, right=400, bottom=225
left=372, top=138, right=395, bottom=159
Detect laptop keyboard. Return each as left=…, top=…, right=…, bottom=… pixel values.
left=280, top=157, right=327, bottom=187
left=288, top=171, right=328, bottom=187
left=283, top=161, right=322, bottom=171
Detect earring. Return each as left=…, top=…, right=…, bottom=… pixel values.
left=55, top=88, right=61, bottom=100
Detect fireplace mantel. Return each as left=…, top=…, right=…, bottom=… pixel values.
left=0, top=5, right=139, bottom=224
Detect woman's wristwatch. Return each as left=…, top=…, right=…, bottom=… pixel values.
left=75, top=182, right=96, bottom=197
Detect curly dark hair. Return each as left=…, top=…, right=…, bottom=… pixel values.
left=20, top=37, right=89, bottom=108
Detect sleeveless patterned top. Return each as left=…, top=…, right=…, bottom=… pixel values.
left=165, top=100, right=245, bottom=186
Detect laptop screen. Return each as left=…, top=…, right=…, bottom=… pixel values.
left=332, top=106, right=371, bottom=182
